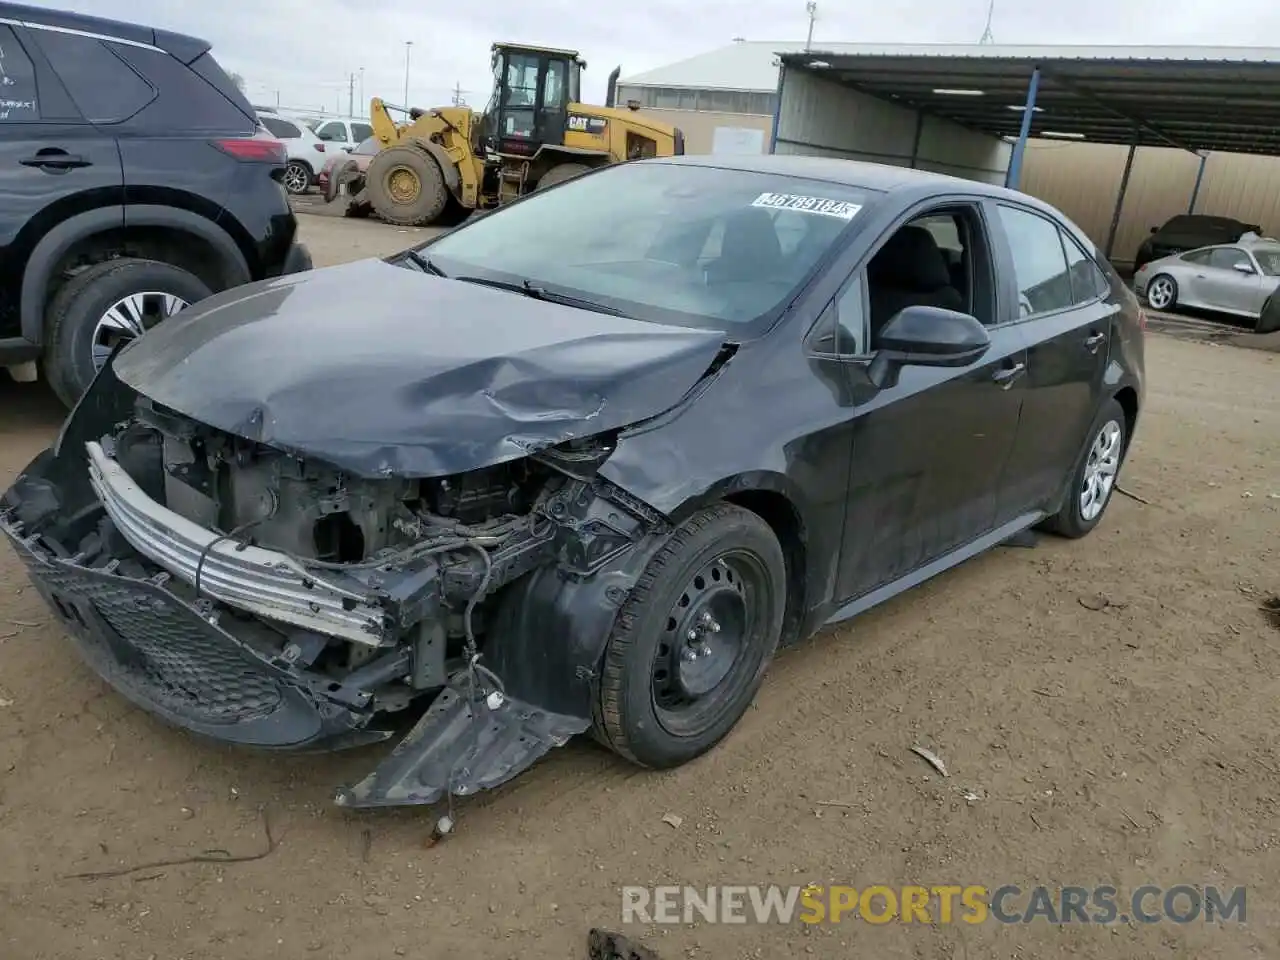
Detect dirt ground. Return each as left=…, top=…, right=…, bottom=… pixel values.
left=1, top=211, right=1278, bottom=960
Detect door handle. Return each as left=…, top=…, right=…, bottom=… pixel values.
left=992, top=361, right=1026, bottom=389
left=1084, top=332, right=1106, bottom=353
left=19, top=152, right=91, bottom=170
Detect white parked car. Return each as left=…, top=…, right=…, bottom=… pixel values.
left=309, top=117, right=376, bottom=154
left=257, top=110, right=329, bottom=195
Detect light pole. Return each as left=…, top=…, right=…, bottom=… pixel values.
left=359, top=67, right=365, bottom=116
left=805, top=1, right=817, bottom=52
left=403, top=42, right=413, bottom=107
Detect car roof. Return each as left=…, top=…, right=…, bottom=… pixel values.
left=0, top=1, right=210, bottom=62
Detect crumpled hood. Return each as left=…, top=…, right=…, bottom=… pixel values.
left=111, top=258, right=727, bottom=478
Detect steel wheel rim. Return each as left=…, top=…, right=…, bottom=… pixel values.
left=1147, top=277, right=1173, bottom=309
left=92, top=291, right=189, bottom=371
left=284, top=163, right=308, bottom=193
left=387, top=166, right=421, bottom=203
left=651, top=550, right=767, bottom=737
left=1080, top=419, right=1123, bottom=521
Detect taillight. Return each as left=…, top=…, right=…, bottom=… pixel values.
left=314, top=143, right=326, bottom=152
left=212, top=138, right=286, bottom=163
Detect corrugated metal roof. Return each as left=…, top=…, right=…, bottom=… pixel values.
left=778, top=48, right=1280, bottom=156
left=620, top=40, right=1280, bottom=93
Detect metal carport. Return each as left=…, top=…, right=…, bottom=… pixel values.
left=770, top=44, right=1280, bottom=258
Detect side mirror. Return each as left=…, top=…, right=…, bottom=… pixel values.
left=868, top=305, right=990, bottom=389
left=1233, top=261, right=1254, bottom=274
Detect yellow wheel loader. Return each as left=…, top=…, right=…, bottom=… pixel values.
left=334, top=43, right=685, bottom=227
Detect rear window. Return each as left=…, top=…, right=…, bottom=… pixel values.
left=261, top=116, right=301, bottom=138
left=188, top=51, right=256, bottom=121
left=110, top=43, right=254, bottom=134
left=424, top=161, right=874, bottom=333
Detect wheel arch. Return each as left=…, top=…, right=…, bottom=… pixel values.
left=21, top=206, right=250, bottom=345
left=406, top=137, right=461, bottom=195
left=1111, top=384, right=1140, bottom=453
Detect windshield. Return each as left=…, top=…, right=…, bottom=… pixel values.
left=422, top=162, right=875, bottom=332
left=1253, top=248, right=1280, bottom=276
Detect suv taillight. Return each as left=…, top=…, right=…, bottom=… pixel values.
left=212, top=138, right=286, bottom=163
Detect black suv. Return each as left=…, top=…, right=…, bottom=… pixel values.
left=0, top=3, right=311, bottom=406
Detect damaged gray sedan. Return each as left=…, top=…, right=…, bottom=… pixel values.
left=1, top=155, right=1144, bottom=808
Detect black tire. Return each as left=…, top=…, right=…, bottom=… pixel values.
left=536, top=162, right=591, bottom=191
left=365, top=145, right=449, bottom=226
left=44, top=258, right=211, bottom=408
left=1144, top=273, right=1178, bottom=312
left=592, top=503, right=786, bottom=769
left=1044, top=397, right=1128, bottom=539
left=433, top=195, right=473, bottom=227
left=1257, top=293, right=1280, bottom=334
left=283, top=159, right=312, bottom=195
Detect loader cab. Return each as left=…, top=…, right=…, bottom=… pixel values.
left=483, top=43, right=584, bottom=157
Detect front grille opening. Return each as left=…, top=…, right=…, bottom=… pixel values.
left=313, top=512, right=365, bottom=564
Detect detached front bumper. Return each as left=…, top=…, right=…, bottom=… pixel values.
left=0, top=436, right=591, bottom=808
left=1, top=513, right=374, bottom=748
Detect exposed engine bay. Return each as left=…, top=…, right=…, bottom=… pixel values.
left=2, top=387, right=669, bottom=808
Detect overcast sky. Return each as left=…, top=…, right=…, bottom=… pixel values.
left=29, top=0, right=1280, bottom=117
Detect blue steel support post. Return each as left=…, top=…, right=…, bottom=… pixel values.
left=1004, top=66, right=1040, bottom=190
left=769, top=62, right=786, bottom=154
left=1188, top=153, right=1207, bottom=213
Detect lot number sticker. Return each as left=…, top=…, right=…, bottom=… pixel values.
left=751, top=192, right=861, bottom=219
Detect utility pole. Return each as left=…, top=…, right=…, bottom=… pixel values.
left=805, top=1, right=817, bottom=52
left=403, top=41, right=413, bottom=107
left=347, top=72, right=355, bottom=116
left=979, top=0, right=996, bottom=43
left=359, top=67, right=365, bottom=116
left=451, top=82, right=467, bottom=106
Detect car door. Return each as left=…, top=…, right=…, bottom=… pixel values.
left=990, top=202, right=1116, bottom=518
left=1197, top=246, right=1266, bottom=315
left=0, top=23, right=124, bottom=332
left=831, top=201, right=1029, bottom=603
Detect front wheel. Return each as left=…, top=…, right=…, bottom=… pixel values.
left=1044, top=397, right=1128, bottom=539
left=1256, top=293, right=1280, bottom=334
left=364, top=145, right=449, bottom=226
left=1145, top=273, right=1177, bottom=311
left=592, top=503, right=786, bottom=769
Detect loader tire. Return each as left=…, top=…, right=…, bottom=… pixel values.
left=536, top=162, right=591, bottom=191
left=365, top=145, right=450, bottom=226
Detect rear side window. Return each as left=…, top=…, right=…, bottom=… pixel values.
left=1181, top=249, right=1212, bottom=265
left=996, top=204, right=1074, bottom=317
left=0, top=25, right=40, bottom=122
left=261, top=116, right=301, bottom=138
left=109, top=43, right=253, bottom=133
left=1061, top=232, right=1109, bottom=304
left=30, top=29, right=154, bottom=123
left=188, top=51, right=256, bottom=120
left=315, top=120, right=345, bottom=141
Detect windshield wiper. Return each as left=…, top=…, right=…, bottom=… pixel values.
left=453, top=275, right=629, bottom=317
left=403, top=250, right=447, bottom=276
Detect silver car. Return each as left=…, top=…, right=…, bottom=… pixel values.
left=1134, top=236, right=1280, bottom=323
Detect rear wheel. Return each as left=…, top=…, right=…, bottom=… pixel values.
left=365, top=145, right=449, bottom=226
left=1257, top=293, right=1280, bottom=334
left=592, top=503, right=786, bottom=769
left=1145, top=273, right=1177, bottom=311
left=44, top=258, right=211, bottom=408
left=283, top=160, right=312, bottom=195
left=1044, top=397, right=1127, bottom=539
left=536, top=162, right=592, bottom=191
